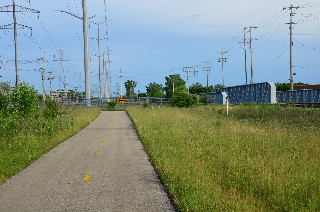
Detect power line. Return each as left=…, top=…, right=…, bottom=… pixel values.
left=284, top=4, right=300, bottom=90
left=55, top=0, right=96, bottom=106
left=249, top=26, right=257, bottom=84
left=218, top=52, right=227, bottom=87
left=0, top=0, right=40, bottom=86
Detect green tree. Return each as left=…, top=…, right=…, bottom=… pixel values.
left=214, top=84, right=226, bottom=91
left=164, top=74, right=186, bottom=98
left=171, top=86, right=199, bottom=108
left=275, top=82, right=309, bottom=91
left=10, top=82, right=39, bottom=117
left=189, top=82, right=214, bottom=94
left=124, top=80, right=137, bottom=98
left=146, top=82, right=165, bottom=97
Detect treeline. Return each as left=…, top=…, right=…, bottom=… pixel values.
left=124, top=77, right=310, bottom=98
left=124, top=74, right=225, bottom=98
left=275, top=82, right=309, bottom=91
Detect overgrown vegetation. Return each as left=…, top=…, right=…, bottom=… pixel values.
left=0, top=82, right=100, bottom=184
left=171, top=87, right=200, bottom=108
left=107, top=101, right=117, bottom=111
left=127, top=105, right=320, bottom=212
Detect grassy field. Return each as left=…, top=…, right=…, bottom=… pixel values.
left=0, top=108, right=100, bottom=185
left=127, top=105, right=320, bottom=212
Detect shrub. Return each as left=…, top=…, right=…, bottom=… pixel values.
left=43, top=99, right=62, bottom=119
left=171, top=87, right=200, bottom=108
left=10, top=82, right=39, bottom=117
left=108, top=101, right=117, bottom=110
left=0, top=82, right=11, bottom=114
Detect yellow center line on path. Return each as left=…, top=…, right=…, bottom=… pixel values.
left=84, top=173, right=92, bottom=182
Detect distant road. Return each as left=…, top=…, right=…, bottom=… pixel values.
left=0, top=111, right=175, bottom=212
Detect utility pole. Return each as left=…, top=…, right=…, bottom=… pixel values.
left=47, top=71, right=54, bottom=98
left=53, top=50, right=70, bottom=98
left=240, top=27, right=249, bottom=84
left=249, top=26, right=257, bottom=84
left=183, top=66, right=195, bottom=93
left=55, top=0, right=95, bottom=106
left=91, top=20, right=107, bottom=107
left=284, top=5, right=300, bottom=90
left=38, top=58, right=46, bottom=103
left=103, top=58, right=109, bottom=99
left=119, top=68, right=123, bottom=97
left=218, top=52, right=227, bottom=87
left=103, top=51, right=111, bottom=100
left=203, top=61, right=212, bottom=93
left=0, top=0, right=40, bottom=86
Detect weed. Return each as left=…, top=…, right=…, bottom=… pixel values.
left=127, top=105, right=320, bottom=212
left=0, top=108, right=100, bottom=184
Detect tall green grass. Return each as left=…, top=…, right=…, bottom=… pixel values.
left=0, top=108, right=100, bottom=184
left=127, top=105, right=320, bottom=212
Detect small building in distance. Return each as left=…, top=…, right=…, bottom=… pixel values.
left=293, top=84, right=320, bottom=90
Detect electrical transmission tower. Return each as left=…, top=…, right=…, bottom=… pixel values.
left=55, top=0, right=95, bottom=106
left=284, top=5, right=300, bottom=90
left=240, top=27, right=250, bottom=84
left=38, top=57, right=47, bottom=102
left=203, top=61, right=212, bottom=93
left=47, top=71, right=55, bottom=98
left=53, top=50, right=70, bottom=98
left=218, top=52, right=227, bottom=87
left=119, top=68, right=123, bottom=97
left=249, top=26, right=257, bottom=84
left=183, top=66, right=197, bottom=93
left=103, top=48, right=112, bottom=100
left=91, top=20, right=107, bottom=107
left=0, top=0, right=40, bottom=86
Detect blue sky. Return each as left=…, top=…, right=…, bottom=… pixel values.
left=0, top=0, right=319, bottom=96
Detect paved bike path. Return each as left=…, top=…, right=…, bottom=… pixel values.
left=0, top=111, right=175, bottom=212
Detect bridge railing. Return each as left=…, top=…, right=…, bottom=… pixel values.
left=277, top=89, right=320, bottom=103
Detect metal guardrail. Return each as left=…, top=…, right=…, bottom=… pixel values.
left=54, top=97, right=172, bottom=108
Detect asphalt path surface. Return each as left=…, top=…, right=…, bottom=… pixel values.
left=0, top=111, right=175, bottom=212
